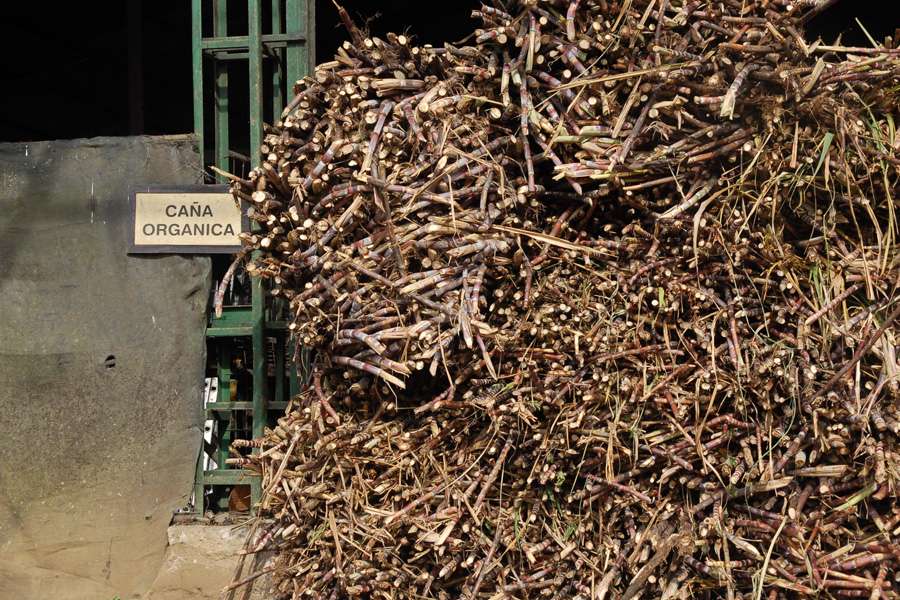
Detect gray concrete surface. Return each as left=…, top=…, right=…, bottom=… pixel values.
left=148, top=524, right=272, bottom=600
left=0, top=135, right=210, bottom=599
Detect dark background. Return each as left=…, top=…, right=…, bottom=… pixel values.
left=0, top=1, right=896, bottom=146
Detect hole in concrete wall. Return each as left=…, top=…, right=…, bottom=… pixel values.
left=104, top=355, right=117, bottom=369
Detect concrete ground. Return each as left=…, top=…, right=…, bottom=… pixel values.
left=1, top=515, right=270, bottom=600
left=147, top=524, right=272, bottom=600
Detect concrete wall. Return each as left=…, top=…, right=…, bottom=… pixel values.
left=0, top=135, right=210, bottom=599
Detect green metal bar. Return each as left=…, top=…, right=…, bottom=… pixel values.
left=249, top=1, right=264, bottom=167
left=209, top=305, right=254, bottom=327
left=283, top=0, right=313, bottom=406
left=249, top=0, right=266, bottom=511
left=207, top=400, right=289, bottom=412
left=191, top=0, right=204, bottom=169
left=250, top=280, right=265, bottom=507
left=217, top=346, right=233, bottom=471
left=208, top=401, right=254, bottom=411
left=191, top=0, right=204, bottom=509
left=305, top=0, right=315, bottom=76
left=275, top=333, right=285, bottom=405
left=201, top=33, right=306, bottom=51
left=206, top=326, right=252, bottom=338
left=272, top=0, right=285, bottom=122
left=219, top=414, right=233, bottom=475
left=214, top=0, right=229, bottom=175
left=217, top=346, right=231, bottom=403
left=285, top=0, right=311, bottom=88
left=204, top=52, right=251, bottom=61
left=289, top=362, right=299, bottom=397
left=204, top=469, right=255, bottom=485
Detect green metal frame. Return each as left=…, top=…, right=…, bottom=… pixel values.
left=191, top=0, right=313, bottom=513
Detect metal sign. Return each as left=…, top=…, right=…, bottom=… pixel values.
left=128, top=185, right=247, bottom=253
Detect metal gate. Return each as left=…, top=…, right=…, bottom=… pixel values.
left=190, top=0, right=314, bottom=512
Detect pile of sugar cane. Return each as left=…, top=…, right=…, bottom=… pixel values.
left=223, top=1, right=900, bottom=598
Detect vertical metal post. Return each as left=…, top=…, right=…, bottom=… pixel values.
left=285, top=0, right=313, bottom=394
left=289, top=334, right=300, bottom=397
left=249, top=0, right=264, bottom=167
left=214, top=0, right=230, bottom=174
left=191, top=0, right=205, bottom=515
left=217, top=347, right=233, bottom=470
left=272, top=0, right=285, bottom=121
left=275, top=333, right=285, bottom=405
left=248, top=0, right=265, bottom=508
left=193, top=453, right=205, bottom=513
left=285, top=0, right=313, bottom=88
left=250, top=292, right=264, bottom=506
left=217, top=346, right=232, bottom=403
left=306, top=0, right=316, bottom=77
left=191, top=0, right=204, bottom=167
